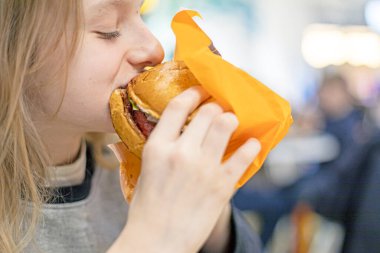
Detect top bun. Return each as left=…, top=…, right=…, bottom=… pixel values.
left=127, top=61, right=200, bottom=119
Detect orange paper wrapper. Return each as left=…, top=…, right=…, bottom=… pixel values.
left=109, top=10, right=293, bottom=200
left=172, top=10, right=293, bottom=187
left=108, top=142, right=141, bottom=202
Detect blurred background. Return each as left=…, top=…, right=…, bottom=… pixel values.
left=141, top=0, right=380, bottom=252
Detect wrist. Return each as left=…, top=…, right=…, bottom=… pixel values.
left=108, top=224, right=164, bottom=253
left=108, top=219, right=185, bottom=253
left=201, top=204, right=233, bottom=253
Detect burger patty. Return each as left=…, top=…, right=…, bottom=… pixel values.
left=133, top=110, right=156, bottom=138
left=123, top=92, right=156, bottom=138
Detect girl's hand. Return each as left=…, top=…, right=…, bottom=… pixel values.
left=118, top=86, right=260, bottom=253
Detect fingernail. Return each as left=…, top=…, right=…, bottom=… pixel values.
left=229, top=114, right=239, bottom=127
left=248, top=138, right=261, bottom=150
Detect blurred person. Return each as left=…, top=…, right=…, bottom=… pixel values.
left=318, top=74, right=366, bottom=149
left=297, top=74, right=380, bottom=253
left=300, top=74, right=368, bottom=218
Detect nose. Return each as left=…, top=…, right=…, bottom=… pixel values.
left=127, top=22, right=165, bottom=70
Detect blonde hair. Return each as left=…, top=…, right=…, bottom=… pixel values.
left=0, top=1, right=116, bottom=252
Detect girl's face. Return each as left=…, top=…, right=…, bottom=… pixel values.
left=38, top=0, right=164, bottom=134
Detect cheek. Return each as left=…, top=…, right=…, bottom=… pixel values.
left=69, top=39, right=122, bottom=88
left=56, top=40, right=123, bottom=130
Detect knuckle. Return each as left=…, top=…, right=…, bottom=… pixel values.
left=214, top=113, right=239, bottom=132
left=167, top=97, right=191, bottom=112
left=238, top=147, right=256, bottom=165
left=199, top=103, right=223, bottom=116
left=168, top=147, right=191, bottom=167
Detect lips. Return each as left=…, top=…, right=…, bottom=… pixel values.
left=117, top=71, right=143, bottom=89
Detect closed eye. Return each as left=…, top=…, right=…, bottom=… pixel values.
left=95, top=31, right=121, bottom=40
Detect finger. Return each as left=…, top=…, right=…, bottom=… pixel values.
left=178, top=103, right=223, bottom=147
left=149, top=86, right=210, bottom=142
left=221, top=138, right=261, bottom=183
left=201, top=113, right=239, bottom=164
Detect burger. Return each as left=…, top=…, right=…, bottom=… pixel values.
left=109, top=60, right=207, bottom=157
left=109, top=61, right=210, bottom=201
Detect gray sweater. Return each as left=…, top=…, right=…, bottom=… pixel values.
left=25, top=143, right=261, bottom=253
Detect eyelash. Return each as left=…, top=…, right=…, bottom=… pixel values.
left=96, top=31, right=121, bottom=40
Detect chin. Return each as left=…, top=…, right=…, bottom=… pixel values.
left=86, top=114, right=117, bottom=133
left=103, top=116, right=118, bottom=133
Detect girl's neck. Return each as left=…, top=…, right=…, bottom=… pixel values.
left=48, top=135, right=83, bottom=166
left=39, top=126, right=84, bottom=167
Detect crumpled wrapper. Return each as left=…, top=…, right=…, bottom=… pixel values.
left=109, top=10, right=293, bottom=198
left=171, top=10, right=293, bottom=187
left=108, top=142, right=141, bottom=202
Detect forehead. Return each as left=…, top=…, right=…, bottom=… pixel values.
left=87, top=0, right=125, bottom=9
left=84, top=0, right=142, bottom=12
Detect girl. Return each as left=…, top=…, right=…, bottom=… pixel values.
left=0, top=1, right=261, bottom=252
